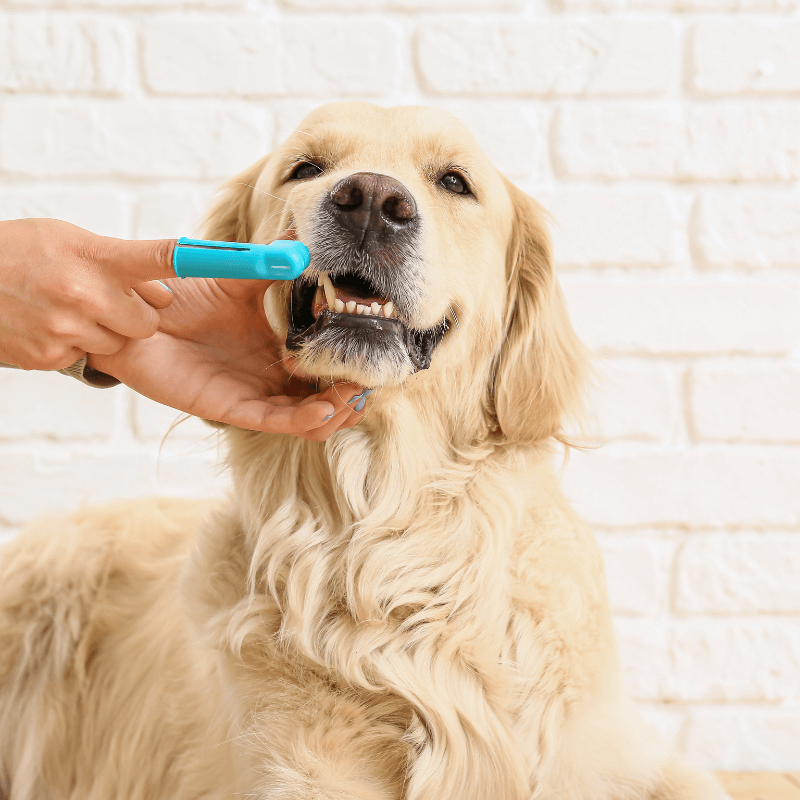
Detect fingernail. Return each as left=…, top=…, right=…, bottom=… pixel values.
left=348, top=392, right=364, bottom=404
left=157, top=280, right=172, bottom=293
left=363, top=388, right=374, bottom=395
left=354, top=397, right=366, bottom=412
left=322, top=413, right=334, bottom=421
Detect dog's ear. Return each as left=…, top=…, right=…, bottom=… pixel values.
left=491, top=179, right=588, bottom=446
left=201, top=155, right=271, bottom=242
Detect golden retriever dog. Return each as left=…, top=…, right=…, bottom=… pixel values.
left=0, top=103, right=726, bottom=800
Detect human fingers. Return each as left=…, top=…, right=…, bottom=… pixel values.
left=92, top=235, right=177, bottom=284
left=5, top=337, right=85, bottom=372
left=218, top=380, right=369, bottom=436
left=15, top=316, right=127, bottom=368
left=312, top=382, right=371, bottom=413
left=75, top=323, right=128, bottom=357
left=92, top=287, right=162, bottom=340
left=220, top=397, right=337, bottom=435
left=258, top=383, right=366, bottom=433
left=291, top=384, right=371, bottom=440
left=133, top=279, right=174, bottom=310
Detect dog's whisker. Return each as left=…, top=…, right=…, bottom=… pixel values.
left=447, top=303, right=462, bottom=335
left=262, top=361, right=286, bottom=376
left=237, top=182, right=287, bottom=204
left=292, top=128, right=319, bottom=142
left=257, top=206, right=290, bottom=231
left=472, top=307, right=497, bottom=351
left=449, top=300, right=492, bottom=360
left=214, top=731, right=252, bottom=748
left=285, top=358, right=306, bottom=386
left=353, top=381, right=382, bottom=427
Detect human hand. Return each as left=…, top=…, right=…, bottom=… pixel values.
left=0, top=218, right=174, bottom=371
left=87, top=252, right=367, bottom=440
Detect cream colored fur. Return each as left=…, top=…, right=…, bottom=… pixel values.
left=0, top=103, right=725, bottom=800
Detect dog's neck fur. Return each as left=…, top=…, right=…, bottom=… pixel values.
left=192, top=372, right=540, bottom=798
left=226, top=383, right=524, bottom=650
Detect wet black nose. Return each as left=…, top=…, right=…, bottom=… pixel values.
left=327, top=172, right=417, bottom=249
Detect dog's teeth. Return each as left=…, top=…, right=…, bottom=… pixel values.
left=319, top=272, right=336, bottom=309
left=323, top=287, right=394, bottom=318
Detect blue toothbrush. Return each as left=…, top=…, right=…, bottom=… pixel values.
left=172, top=238, right=310, bottom=280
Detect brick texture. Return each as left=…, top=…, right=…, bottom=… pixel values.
left=553, top=103, right=800, bottom=181
left=676, top=533, right=800, bottom=614
left=578, top=360, right=677, bottom=442
left=281, top=0, right=523, bottom=8
left=563, top=449, right=800, bottom=528
left=691, top=364, right=800, bottom=443
left=0, top=188, right=127, bottom=238
left=693, top=193, right=800, bottom=269
left=0, top=370, right=116, bottom=441
left=0, top=99, right=271, bottom=179
left=283, top=20, right=400, bottom=96
left=417, top=20, right=678, bottom=97
left=0, top=447, right=227, bottom=528
left=562, top=279, right=800, bottom=356
left=0, top=12, right=129, bottom=94
left=141, top=16, right=281, bottom=97
left=1, top=0, right=800, bottom=773
left=687, top=709, right=800, bottom=772
left=565, top=0, right=796, bottom=8
left=692, top=21, right=800, bottom=95
left=616, top=618, right=800, bottom=703
left=597, top=533, right=674, bottom=615
left=11, top=0, right=246, bottom=5
left=541, top=191, right=675, bottom=269
left=134, top=187, right=215, bottom=239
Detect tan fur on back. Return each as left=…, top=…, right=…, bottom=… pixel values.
left=0, top=104, right=725, bottom=800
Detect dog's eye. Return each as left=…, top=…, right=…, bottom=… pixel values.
left=439, top=172, right=470, bottom=196
left=289, top=161, right=324, bottom=181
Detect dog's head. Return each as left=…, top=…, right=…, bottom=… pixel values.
left=204, top=102, right=586, bottom=446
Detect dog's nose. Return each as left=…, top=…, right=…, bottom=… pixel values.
left=328, top=172, right=417, bottom=248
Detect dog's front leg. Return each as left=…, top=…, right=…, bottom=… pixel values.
left=225, top=659, right=413, bottom=800
left=367, top=648, right=532, bottom=800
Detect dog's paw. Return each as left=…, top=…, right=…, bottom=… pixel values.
left=258, top=769, right=398, bottom=800
left=650, top=759, right=728, bottom=800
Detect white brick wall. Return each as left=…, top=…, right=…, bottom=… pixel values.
left=1, top=0, right=799, bottom=772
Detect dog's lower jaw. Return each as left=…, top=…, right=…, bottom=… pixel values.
left=285, top=342, right=415, bottom=389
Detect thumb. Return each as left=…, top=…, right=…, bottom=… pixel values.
left=215, top=276, right=275, bottom=300
left=95, top=236, right=177, bottom=285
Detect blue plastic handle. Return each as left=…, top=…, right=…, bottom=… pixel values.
left=172, top=237, right=310, bottom=280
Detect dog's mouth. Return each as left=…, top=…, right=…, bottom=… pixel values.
left=285, top=268, right=449, bottom=374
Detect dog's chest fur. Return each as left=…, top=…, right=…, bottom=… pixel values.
left=179, top=425, right=602, bottom=799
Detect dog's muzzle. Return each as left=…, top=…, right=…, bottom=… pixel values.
left=286, top=172, right=449, bottom=373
